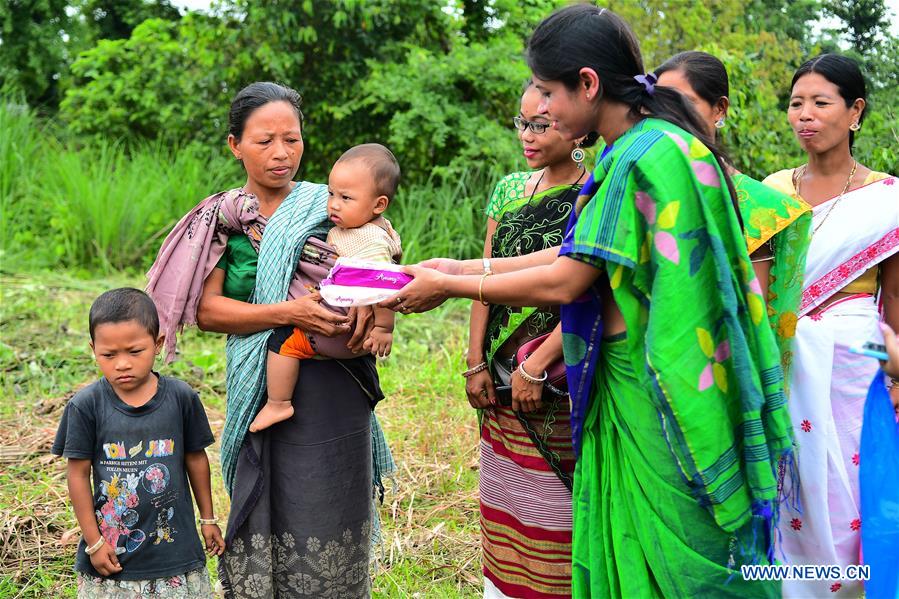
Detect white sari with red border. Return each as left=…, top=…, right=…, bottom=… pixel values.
left=763, top=171, right=897, bottom=597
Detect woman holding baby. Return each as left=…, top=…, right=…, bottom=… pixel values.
left=147, top=82, right=395, bottom=597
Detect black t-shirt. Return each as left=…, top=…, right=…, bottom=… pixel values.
left=52, top=374, right=214, bottom=580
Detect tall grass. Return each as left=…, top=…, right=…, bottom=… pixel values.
left=393, top=167, right=499, bottom=264
left=0, top=99, right=42, bottom=256
left=1, top=100, right=243, bottom=272
left=1, top=100, right=499, bottom=273
left=41, top=140, right=242, bottom=271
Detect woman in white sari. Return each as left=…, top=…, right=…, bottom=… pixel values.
left=764, top=54, right=898, bottom=598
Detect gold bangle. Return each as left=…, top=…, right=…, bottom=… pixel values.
left=478, top=272, right=491, bottom=306
left=462, top=362, right=488, bottom=378
left=198, top=517, right=219, bottom=525
left=84, top=537, right=105, bottom=556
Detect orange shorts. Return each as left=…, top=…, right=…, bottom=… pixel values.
left=267, top=326, right=316, bottom=360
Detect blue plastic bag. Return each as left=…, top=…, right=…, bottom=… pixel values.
left=860, top=370, right=899, bottom=598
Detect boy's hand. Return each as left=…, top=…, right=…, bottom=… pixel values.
left=201, top=523, right=225, bottom=556
left=89, top=541, right=122, bottom=576
left=363, top=327, right=393, bottom=358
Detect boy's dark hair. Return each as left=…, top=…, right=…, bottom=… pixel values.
left=336, top=143, right=401, bottom=199
left=89, top=288, right=160, bottom=341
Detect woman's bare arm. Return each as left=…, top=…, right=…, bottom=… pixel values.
left=422, top=246, right=560, bottom=276
left=384, top=256, right=600, bottom=313
left=467, top=219, right=499, bottom=366
left=197, top=267, right=350, bottom=336
left=465, top=219, right=499, bottom=408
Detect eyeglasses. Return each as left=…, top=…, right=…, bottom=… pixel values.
left=513, top=116, right=550, bottom=134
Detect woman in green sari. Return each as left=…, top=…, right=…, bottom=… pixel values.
left=383, top=6, right=791, bottom=597
left=655, top=51, right=812, bottom=377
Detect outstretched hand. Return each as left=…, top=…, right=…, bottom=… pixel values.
left=379, top=264, right=450, bottom=314
left=419, top=258, right=465, bottom=276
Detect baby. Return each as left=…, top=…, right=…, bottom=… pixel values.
left=251, top=143, right=402, bottom=432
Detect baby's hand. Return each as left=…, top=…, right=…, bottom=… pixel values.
left=363, top=327, right=393, bottom=358
left=89, top=541, right=123, bottom=576
left=201, top=523, right=225, bottom=556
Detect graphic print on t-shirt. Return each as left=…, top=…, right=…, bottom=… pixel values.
left=96, top=436, right=177, bottom=556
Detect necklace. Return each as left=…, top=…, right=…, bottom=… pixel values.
left=516, top=167, right=586, bottom=256
left=526, top=166, right=586, bottom=203
left=526, top=169, right=548, bottom=204
left=794, top=159, right=858, bottom=235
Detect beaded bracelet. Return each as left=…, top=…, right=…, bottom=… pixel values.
left=84, top=537, right=105, bottom=556
left=462, top=362, right=488, bottom=378
left=517, top=362, right=548, bottom=385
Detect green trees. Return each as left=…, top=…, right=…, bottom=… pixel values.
left=0, top=0, right=72, bottom=108
left=1, top=0, right=897, bottom=271
left=10, top=0, right=899, bottom=180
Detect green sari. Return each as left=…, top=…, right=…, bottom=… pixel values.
left=734, top=173, right=811, bottom=379
left=560, top=119, right=791, bottom=597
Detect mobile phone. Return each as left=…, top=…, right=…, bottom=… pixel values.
left=494, top=385, right=513, bottom=407
left=848, top=341, right=889, bottom=361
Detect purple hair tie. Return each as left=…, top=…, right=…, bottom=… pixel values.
left=634, top=72, right=657, bottom=96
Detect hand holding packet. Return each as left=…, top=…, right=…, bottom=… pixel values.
left=319, top=258, right=414, bottom=307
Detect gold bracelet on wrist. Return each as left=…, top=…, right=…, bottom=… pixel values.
left=84, top=537, right=105, bottom=556
left=478, top=272, right=492, bottom=306
left=462, top=362, right=488, bottom=378
left=198, top=517, right=219, bottom=526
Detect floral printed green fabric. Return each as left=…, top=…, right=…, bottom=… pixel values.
left=484, top=171, right=530, bottom=221
left=734, top=173, right=811, bottom=380
left=561, top=118, right=793, bottom=534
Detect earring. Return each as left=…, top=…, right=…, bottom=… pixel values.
left=571, top=144, right=586, bottom=167
left=849, top=122, right=860, bottom=131
left=715, top=118, right=725, bottom=129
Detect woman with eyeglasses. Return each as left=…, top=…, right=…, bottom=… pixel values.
left=465, top=81, right=585, bottom=599
left=383, top=5, right=790, bottom=596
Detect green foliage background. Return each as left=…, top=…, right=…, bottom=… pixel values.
left=1, top=0, right=897, bottom=273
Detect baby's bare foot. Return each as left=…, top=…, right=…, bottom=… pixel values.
left=249, top=401, right=294, bottom=432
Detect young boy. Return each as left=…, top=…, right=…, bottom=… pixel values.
left=52, top=288, right=224, bottom=596
left=251, top=143, right=402, bottom=432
